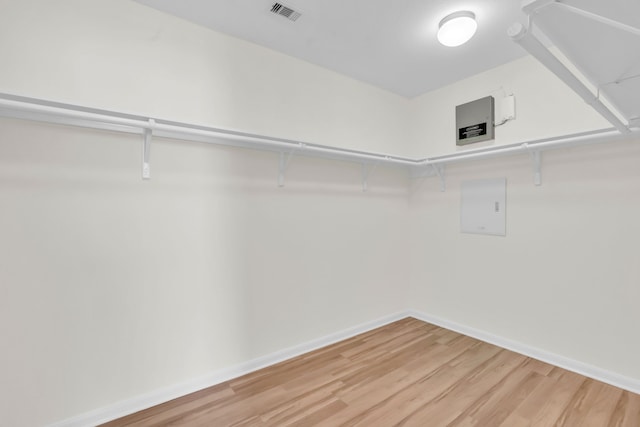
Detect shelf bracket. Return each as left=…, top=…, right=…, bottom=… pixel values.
left=361, top=159, right=382, bottom=192
left=432, top=163, right=446, bottom=192
left=523, top=143, right=542, bottom=186
left=277, top=143, right=303, bottom=187
left=532, top=150, right=542, bottom=186
left=142, top=119, right=155, bottom=180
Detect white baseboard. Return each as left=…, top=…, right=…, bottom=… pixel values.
left=49, top=309, right=640, bottom=426
left=407, top=309, right=640, bottom=395
left=47, top=310, right=411, bottom=427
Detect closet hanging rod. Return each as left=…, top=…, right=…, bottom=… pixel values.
left=0, top=93, right=637, bottom=175
left=0, top=94, right=416, bottom=167
left=420, top=128, right=635, bottom=165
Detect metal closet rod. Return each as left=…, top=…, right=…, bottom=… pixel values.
left=0, top=94, right=415, bottom=167
left=0, top=93, right=637, bottom=173
left=423, top=128, right=632, bottom=165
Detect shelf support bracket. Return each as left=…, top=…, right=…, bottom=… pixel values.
left=523, top=143, right=542, bottom=186
left=361, top=159, right=382, bottom=192
left=432, top=163, right=446, bottom=192
left=532, top=150, right=542, bottom=186
left=142, top=119, right=155, bottom=180
left=278, top=143, right=303, bottom=187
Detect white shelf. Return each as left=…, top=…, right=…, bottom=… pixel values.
left=1, top=93, right=637, bottom=189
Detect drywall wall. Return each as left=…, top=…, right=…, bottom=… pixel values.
left=0, top=117, right=410, bottom=427
left=0, top=0, right=411, bottom=157
left=2, top=0, right=639, bottom=425
left=407, top=48, right=640, bottom=389
left=0, top=1, right=412, bottom=425
left=406, top=52, right=611, bottom=158
left=408, top=58, right=640, bottom=385
left=405, top=25, right=639, bottom=390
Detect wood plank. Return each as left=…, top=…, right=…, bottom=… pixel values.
left=101, top=317, right=640, bottom=427
left=608, top=389, right=640, bottom=427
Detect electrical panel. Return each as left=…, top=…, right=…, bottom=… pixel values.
left=456, top=96, right=495, bottom=146
left=460, top=178, right=506, bottom=236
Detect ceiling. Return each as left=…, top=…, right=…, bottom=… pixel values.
left=133, top=0, right=531, bottom=98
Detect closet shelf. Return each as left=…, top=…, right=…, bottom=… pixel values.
left=0, top=93, right=637, bottom=189
left=515, top=0, right=640, bottom=130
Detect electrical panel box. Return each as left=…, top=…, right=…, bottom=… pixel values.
left=460, top=178, right=506, bottom=236
left=456, top=96, right=495, bottom=146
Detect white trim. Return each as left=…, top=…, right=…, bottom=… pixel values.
left=407, top=309, right=640, bottom=395
left=46, top=311, right=410, bottom=427
left=48, top=309, right=640, bottom=426
left=2, top=93, right=639, bottom=182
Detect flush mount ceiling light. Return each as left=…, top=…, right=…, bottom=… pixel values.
left=437, top=11, right=477, bottom=47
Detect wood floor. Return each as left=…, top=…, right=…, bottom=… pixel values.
left=102, top=318, right=640, bottom=426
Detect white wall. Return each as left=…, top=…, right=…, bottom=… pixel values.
left=2, top=1, right=640, bottom=426
left=0, top=118, right=410, bottom=427
left=0, top=0, right=411, bottom=157
left=407, top=56, right=640, bottom=384
left=406, top=53, right=611, bottom=158
left=408, top=138, right=640, bottom=381
left=0, top=1, right=411, bottom=426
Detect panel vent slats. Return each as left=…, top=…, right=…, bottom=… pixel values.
left=270, top=2, right=301, bottom=21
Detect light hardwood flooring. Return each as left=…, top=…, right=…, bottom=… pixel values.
left=101, top=317, right=640, bottom=426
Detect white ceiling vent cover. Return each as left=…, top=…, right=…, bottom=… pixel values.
left=270, top=3, right=301, bottom=21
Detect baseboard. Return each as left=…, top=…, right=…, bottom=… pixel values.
left=407, top=309, right=640, bottom=395
left=47, top=310, right=411, bottom=427
left=48, top=308, right=640, bottom=426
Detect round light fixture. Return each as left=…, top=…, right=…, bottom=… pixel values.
left=437, top=11, right=477, bottom=47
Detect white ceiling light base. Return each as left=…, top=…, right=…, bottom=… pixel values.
left=438, top=11, right=478, bottom=47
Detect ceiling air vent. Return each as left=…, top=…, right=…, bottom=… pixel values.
left=270, top=2, right=301, bottom=21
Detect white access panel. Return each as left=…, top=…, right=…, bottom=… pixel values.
left=461, top=178, right=506, bottom=236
